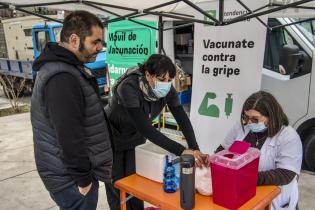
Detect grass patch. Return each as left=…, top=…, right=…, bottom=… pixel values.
left=0, top=105, right=30, bottom=117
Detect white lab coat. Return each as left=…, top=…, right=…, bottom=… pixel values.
left=222, top=123, right=303, bottom=210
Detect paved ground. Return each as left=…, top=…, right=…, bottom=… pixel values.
left=0, top=89, right=314, bottom=209
left=0, top=113, right=110, bottom=210
left=0, top=89, right=110, bottom=210
left=0, top=93, right=12, bottom=109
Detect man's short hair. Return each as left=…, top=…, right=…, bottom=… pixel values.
left=60, top=10, right=103, bottom=43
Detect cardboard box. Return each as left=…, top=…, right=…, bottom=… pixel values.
left=185, top=75, right=192, bottom=86
left=175, top=67, right=191, bottom=92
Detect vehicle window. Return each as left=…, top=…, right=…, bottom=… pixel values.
left=291, top=18, right=315, bottom=46
left=23, top=28, right=32, bottom=36
left=53, top=27, right=62, bottom=42
left=283, top=29, right=294, bottom=45
left=36, top=31, right=50, bottom=53
left=263, top=19, right=285, bottom=72
left=263, top=18, right=312, bottom=78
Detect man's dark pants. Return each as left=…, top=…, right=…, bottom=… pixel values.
left=50, top=180, right=99, bottom=210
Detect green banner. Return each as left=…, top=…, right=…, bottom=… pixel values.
left=107, top=19, right=157, bottom=91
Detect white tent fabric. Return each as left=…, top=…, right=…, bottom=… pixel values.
left=1, top=0, right=315, bottom=19
left=0, top=0, right=210, bottom=22
left=0, top=0, right=207, bottom=15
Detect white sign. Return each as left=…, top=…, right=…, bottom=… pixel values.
left=190, top=0, right=268, bottom=154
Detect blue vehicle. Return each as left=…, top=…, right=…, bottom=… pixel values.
left=0, top=22, right=108, bottom=96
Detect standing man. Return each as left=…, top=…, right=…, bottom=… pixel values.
left=31, top=11, right=112, bottom=210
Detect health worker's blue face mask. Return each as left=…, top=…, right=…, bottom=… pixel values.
left=248, top=122, right=267, bottom=133
left=152, top=80, right=172, bottom=98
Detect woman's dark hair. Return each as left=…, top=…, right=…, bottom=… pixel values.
left=139, top=54, right=176, bottom=78
left=61, top=10, right=103, bottom=43
left=241, top=91, right=289, bottom=137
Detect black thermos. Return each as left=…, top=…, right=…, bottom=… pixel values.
left=180, top=154, right=195, bottom=210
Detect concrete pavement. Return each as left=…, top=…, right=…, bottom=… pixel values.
left=0, top=113, right=110, bottom=210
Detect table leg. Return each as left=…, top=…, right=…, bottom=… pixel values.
left=120, top=190, right=127, bottom=210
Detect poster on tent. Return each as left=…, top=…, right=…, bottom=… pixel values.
left=190, top=0, right=268, bottom=154
left=107, top=19, right=157, bottom=92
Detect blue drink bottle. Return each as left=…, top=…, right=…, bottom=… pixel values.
left=163, top=155, right=177, bottom=193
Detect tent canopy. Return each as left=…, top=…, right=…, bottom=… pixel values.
left=1, top=0, right=315, bottom=26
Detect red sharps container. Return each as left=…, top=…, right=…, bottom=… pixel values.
left=209, top=141, right=260, bottom=210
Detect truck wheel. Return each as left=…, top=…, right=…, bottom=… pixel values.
left=304, top=130, right=315, bottom=172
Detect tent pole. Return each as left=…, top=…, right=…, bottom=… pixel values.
left=271, top=17, right=315, bottom=30
left=252, top=4, right=269, bottom=13
left=128, top=19, right=159, bottom=31
left=164, top=22, right=194, bottom=31
left=145, top=11, right=215, bottom=26
left=219, top=0, right=224, bottom=24
left=17, top=7, right=63, bottom=23
left=12, top=1, right=78, bottom=8
left=107, top=12, right=139, bottom=23
left=144, top=0, right=182, bottom=12
left=83, top=1, right=121, bottom=16
left=157, top=15, right=164, bottom=130
left=84, top=0, right=138, bottom=12
left=236, top=0, right=269, bottom=29
left=225, top=0, right=314, bottom=25
left=271, top=3, right=315, bottom=10
left=158, top=16, right=164, bottom=54
left=167, top=11, right=194, bottom=18
left=182, top=0, right=220, bottom=24
left=0, top=2, right=62, bottom=23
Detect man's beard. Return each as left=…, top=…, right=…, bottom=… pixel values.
left=79, top=40, right=98, bottom=62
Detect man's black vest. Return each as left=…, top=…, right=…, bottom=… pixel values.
left=31, top=62, right=112, bottom=192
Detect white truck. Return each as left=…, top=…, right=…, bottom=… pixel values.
left=261, top=17, right=315, bottom=172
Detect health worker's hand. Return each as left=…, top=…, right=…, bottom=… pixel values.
left=182, top=149, right=209, bottom=168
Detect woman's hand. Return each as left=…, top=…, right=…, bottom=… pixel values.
left=182, top=149, right=209, bottom=168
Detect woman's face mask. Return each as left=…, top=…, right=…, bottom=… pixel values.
left=248, top=122, right=267, bottom=133
left=243, top=109, right=268, bottom=133
left=152, top=80, right=172, bottom=98
left=145, top=71, right=173, bottom=98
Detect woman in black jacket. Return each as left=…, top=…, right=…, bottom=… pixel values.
left=105, top=54, right=208, bottom=210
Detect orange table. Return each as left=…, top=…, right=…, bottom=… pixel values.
left=115, top=174, right=280, bottom=210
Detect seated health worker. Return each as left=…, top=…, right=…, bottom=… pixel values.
left=105, top=54, right=208, bottom=210
left=216, top=91, right=302, bottom=210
